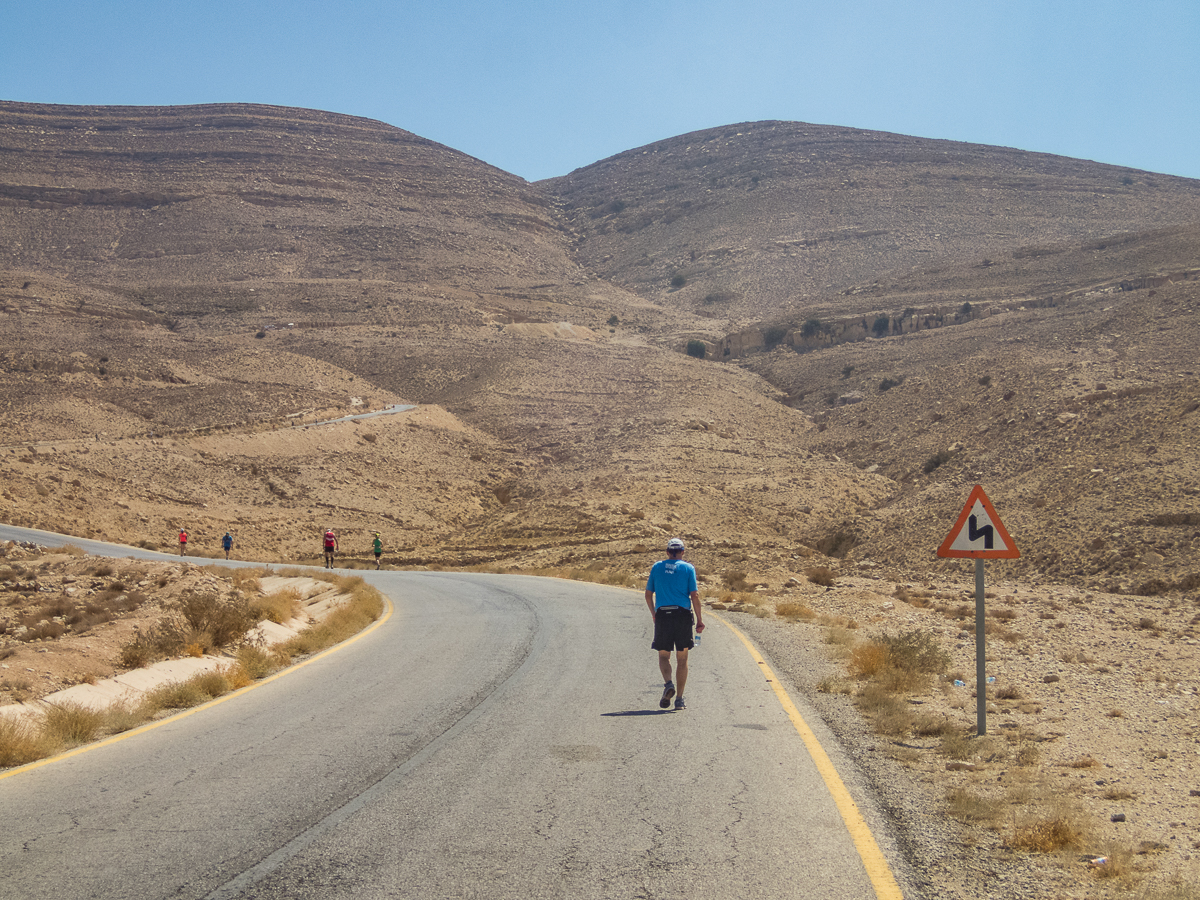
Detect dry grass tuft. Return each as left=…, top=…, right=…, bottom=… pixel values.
left=775, top=600, right=815, bottom=621
left=252, top=588, right=303, bottom=625
left=805, top=566, right=837, bottom=587
left=1008, top=808, right=1089, bottom=853
left=946, top=787, right=1004, bottom=827
left=1066, top=754, right=1101, bottom=769
left=40, top=702, right=105, bottom=745
left=0, top=715, right=61, bottom=767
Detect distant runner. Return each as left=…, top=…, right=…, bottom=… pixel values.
left=221, top=532, right=233, bottom=560
left=372, top=532, right=383, bottom=569
left=645, top=537, right=704, bottom=711
left=178, top=529, right=188, bottom=557
left=323, top=529, right=338, bottom=569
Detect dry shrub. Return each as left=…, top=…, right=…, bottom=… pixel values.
left=940, top=729, right=977, bottom=761
left=880, top=630, right=950, bottom=674
left=849, top=642, right=890, bottom=678
left=0, top=715, right=60, bottom=767
left=913, top=714, right=956, bottom=737
left=805, top=566, right=836, bottom=587
left=995, top=684, right=1023, bottom=700
left=41, top=702, right=105, bottom=745
left=234, top=645, right=277, bottom=680
left=102, top=701, right=149, bottom=735
left=722, top=569, right=750, bottom=591
left=1015, top=743, right=1041, bottom=767
left=276, top=577, right=383, bottom=659
left=54, top=543, right=86, bottom=557
left=856, top=683, right=914, bottom=735
left=1102, top=787, right=1136, bottom=801
left=1008, top=808, right=1088, bottom=853
left=191, top=670, right=233, bottom=699
left=120, top=592, right=258, bottom=668
left=142, top=680, right=208, bottom=713
left=824, top=626, right=856, bottom=647
left=775, top=600, right=815, bottom=621
left=817, top=675, right=853, bottom=694
left=947, top=787, right=1003, bottom=826
left=252, top=588, right=303, bottom=625
left=1067, top=755, right=1101, bottom=769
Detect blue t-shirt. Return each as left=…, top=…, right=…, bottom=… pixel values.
left=646, top=559, right=698, bottom=609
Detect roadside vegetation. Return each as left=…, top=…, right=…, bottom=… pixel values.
left=0, top=569, right=382, bottom=770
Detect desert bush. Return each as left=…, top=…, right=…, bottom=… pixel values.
left=912, top=714, right=955, bottom=737
left=995, top=684, right=1023, bottom=700
left=41, top=702, right=105, bottom=745
left=946, top=787, right=1003, bottom=826
left=849, top=642, right=890, bottom=679
left=686, top=340, right=706, bottom=359
left=275, top=577, right=382, bottom=659
left=670, top=274, right=686, bottom=288
left=0, top=715, right=60, bottom=768
left=879, top=376, right=902, bottom=391
left=252, top=588, right=302, bottom=625
left=763, top=325, right=788, bottom=347
left=1007, top=809, right=1088, bottom=853
left=879, top=630, right=950, bottom=674
left=1014, top=742, right=1041, bottom=767
left=54, top=544, right=86, bottom=557
left=722, top=569, right=750, bottom=590
left=191, top=669, right=234, bottom=699
left=142, top=680, right=208, bottom=713
left=923, top=449, right=953, bottom=474
left=235, top=645, right=278, bottom=680
left=102, top=701, right=149, bottom=735
left=856, top=683, right=914, bottom=734
left=871, top=315, right=890, bottom=337
left=775, top=600, right=815, bottom=622
left=805, top=566, right=836, bottom=587
left=940, top=729, right=977, bottom=760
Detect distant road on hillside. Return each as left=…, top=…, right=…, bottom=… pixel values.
left=0, top=527, right=905, bottom=900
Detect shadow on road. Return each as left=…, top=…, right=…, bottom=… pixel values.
left=600, top=709, right=674, bottom=717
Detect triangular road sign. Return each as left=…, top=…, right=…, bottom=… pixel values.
left=937, top=485, right=1020, bottom=559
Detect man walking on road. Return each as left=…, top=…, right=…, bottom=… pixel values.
left=323, top=529, right=338, bottom=568
left=222, top=532, right=233, bottom=560
left=645, top=537, right=704, bottom=710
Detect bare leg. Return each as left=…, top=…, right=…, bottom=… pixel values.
left=658, top=649, right=673, bottom=683
left=675, top=648, right=690, bottom=698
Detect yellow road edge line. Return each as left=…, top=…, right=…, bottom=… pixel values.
left=716, top=613, right=905, bottom=900
left=1, top=595, right=395, bottom=782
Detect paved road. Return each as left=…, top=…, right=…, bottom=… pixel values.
left=0, top=527, right=903, bottom=899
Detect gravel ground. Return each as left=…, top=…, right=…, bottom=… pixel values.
left=718, top=571, right=1200, bottom=900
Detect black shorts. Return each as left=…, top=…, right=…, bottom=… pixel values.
left=652, top=606, right=694, bottom=651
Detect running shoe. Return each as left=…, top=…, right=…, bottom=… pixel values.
left=659, top=682, right=675, bottom=709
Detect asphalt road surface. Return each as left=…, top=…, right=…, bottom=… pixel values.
left=0, top=527, right=904, bottom=899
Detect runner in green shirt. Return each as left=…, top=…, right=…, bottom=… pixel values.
left=372, top=532, right=383, bottom=569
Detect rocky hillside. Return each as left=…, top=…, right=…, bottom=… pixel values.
left=540, top=121, right=1200, bottom=331
left=1, top=102, right=1198, bottom=595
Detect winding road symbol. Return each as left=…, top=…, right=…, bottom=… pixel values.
left=937, top=484, right=1020, bottom=559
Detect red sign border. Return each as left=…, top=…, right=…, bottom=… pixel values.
left=937, top=484, right=1020, bottom=559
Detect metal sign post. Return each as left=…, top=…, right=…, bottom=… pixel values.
left=937, top=485, right=1020, bottom=736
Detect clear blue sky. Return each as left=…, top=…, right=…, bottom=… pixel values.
left=3, top=0, right=1197, bottom=183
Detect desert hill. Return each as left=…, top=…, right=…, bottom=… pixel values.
left=0, top=101, right=1198, bottom=598
left=540, top=120, right=1200, bottom=330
